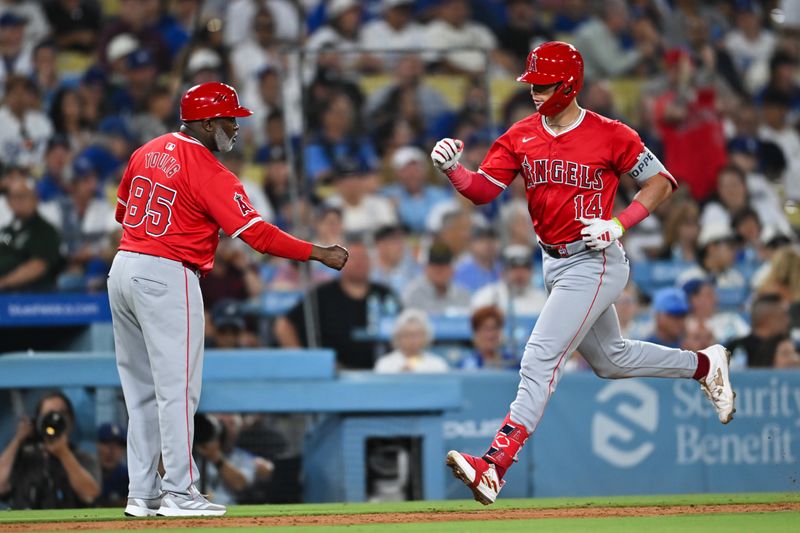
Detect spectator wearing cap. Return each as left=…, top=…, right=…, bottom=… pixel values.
left=471, top=245, right=546, bottom=317
left=375, top=309, right=449, bottom=373
left=453, top=225, right=501, bottom=292
left=304, top=91, right=380, bottom=186
left=759, top=88, right=800, bottom=201
left=97, top=0, right=171, bottom=73
left=36, top=136, right=73, bottom=202
left=460, top=306, right=518, bottom=370
left=728, top=294, right=790, bottom=367
left=275, top=239, right=400, bottom=370
left=676, top=222, right=746, bottom=291
left=77, top=116, right=136, bottom=184
left=207, top=299, right=247, bottom=349
left=403, top=241, right=470, bottom=314
left=325, top=168, right=398, bottom=237
left=96, top=423, right=128, bottom=508
left=370, top=224, right=420, bottom=295
left=0, top=175, right=61, bottom=292
left=423, top=0, right=500, bottom=75
left=305, top=0, right=381, bottom=82
left=644, top=287, right=690, bottom=349
left=39, top=157, right=115, bottom=291
left=0, top=12, right=33, bottom=92
left=724, top=1, right=776, bottom=93
left=105, top=33, right=140, bottom=80
left=0, top=76, right=53, bottom=170
left=682, top=277, right=749, bottom=345
left=43, top=0, right=101, bottom=52
left=109, top=48, right=159, bottom=115
left=360, top=0, right=427, bottom=72
left=0, top=2, right=49, bottom=49
left=381, top=146, right=450, bottom=233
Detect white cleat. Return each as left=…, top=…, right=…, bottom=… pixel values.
left=699, top=344, right=736, bottom=424
left=445, top=450, right=503, bottom=505
left=124, top=496, right=161, bottom=517
left=156, top=486, right=226, bottom=517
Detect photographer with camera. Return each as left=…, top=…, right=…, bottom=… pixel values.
left=193, top=413, right=273, bottom=505
left=0, top=392, right=100, bottom=508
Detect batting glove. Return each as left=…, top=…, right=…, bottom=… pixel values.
left=579, top=217, right=624, bottom=251
left=431, top=138, right=463, bottom=171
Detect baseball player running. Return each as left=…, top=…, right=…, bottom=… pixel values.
left=431, top=42, right=735, bottom=505
left=109, top=82, right=348, bottom=517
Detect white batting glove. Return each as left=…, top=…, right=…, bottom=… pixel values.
left=579, top=217, right=624, bottom=251
left=431, top=138, right=463, bottom=171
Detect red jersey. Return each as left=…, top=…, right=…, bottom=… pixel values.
left=479, top=109, right=676, bottom=245
left=116, top=132, right=262, bottom=274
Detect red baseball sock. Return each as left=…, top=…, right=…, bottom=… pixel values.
left=693, top=352, right=710, bottom=381
left=482, top=413, right=529, bottom=479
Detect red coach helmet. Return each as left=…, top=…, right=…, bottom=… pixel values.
left=180, top=82, right=253, bottom=122
left=517, top=41, right=584, bottom=117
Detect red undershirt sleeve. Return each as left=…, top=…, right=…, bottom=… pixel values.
left=239, top=221, right=313, bottom=261
left=445, top=164, right=505, bottom=205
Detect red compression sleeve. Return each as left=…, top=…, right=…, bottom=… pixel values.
left=615, top=200, right=650, bottom=231
left=240, top=222, right=313, bottom=261
left=445, top=164, right=504, bottom=205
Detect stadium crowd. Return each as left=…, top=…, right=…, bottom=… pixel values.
left=0, top=0, right=799, bottom=372
left=1, top=0, right=800, bottom=510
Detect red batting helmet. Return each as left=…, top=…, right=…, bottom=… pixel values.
left=180, top=82, right=253, bottom=122
left=517, top=41, right=584, bottom=117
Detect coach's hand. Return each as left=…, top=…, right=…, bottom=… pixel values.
left=311, top=244, right=349, bottom=271
left=579, top=217, right=624, bottom=251
left=431, top=138, right=463, bottom=171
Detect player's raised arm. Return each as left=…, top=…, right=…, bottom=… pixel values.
left=431, top=138, right=505, bottom=205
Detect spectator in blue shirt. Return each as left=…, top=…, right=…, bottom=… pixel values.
left=453, top=225, right=501, bottom=292
left=304, top=91, right=378, bottom=186
left=382, top=146, right=450, bottom=233
left=644, top=287, right=690, bottom=349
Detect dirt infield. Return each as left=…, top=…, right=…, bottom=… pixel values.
left=3, top=502, right=799, bottom=531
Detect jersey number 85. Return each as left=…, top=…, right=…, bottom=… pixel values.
left=123, top=176, right=177, bottom=237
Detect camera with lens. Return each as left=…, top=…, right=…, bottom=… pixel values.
left=37, top=411, right=67, bottom=442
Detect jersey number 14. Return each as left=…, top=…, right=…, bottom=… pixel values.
left=573, top=193, right=603, bottom=220
left=124, top=176, right=177, bottom=237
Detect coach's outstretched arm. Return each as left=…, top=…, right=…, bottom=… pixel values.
left=431, top=138, right=503, bottom=205
left=238, top=223, right=349, bottom=270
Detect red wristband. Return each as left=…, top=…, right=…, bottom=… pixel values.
left=616, top=200, right=649, bottom=231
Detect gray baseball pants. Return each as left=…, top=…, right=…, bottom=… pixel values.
left=510, top=242, right=697, bottom=432
left=108, top=250, right=204, bottom=498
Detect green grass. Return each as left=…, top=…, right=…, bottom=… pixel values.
left=1, top=493, right=797, bottom=532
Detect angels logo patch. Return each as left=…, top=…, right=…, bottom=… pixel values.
left=234, top=192, right=254, bottom=217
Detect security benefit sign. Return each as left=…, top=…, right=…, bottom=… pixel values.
left=532, top=371, right=800, bottom=497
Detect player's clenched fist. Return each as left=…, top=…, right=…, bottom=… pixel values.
left=578, top=217, right=624, bottom=251
left=431, top=138, right=463, bottom=171
left=311, top=244, right=349, bottom=271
